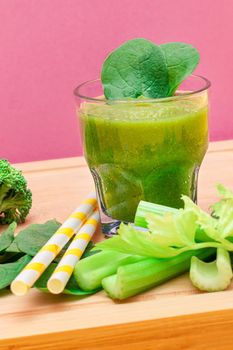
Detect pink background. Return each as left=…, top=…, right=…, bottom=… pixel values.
left=1, top=0, right=233, bottom=163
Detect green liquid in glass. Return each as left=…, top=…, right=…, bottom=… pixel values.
left=79, top=93, right=208, bottom=222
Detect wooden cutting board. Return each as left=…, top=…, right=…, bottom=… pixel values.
left=1, top=140, right=233, bottom=350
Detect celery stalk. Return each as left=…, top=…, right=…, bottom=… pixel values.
left=102, top=248, right=215, bottom=300
left=190, top=248, right=233, bottom=292
left=74, top=250, right=146, bottom=291
left=135, top=200, right=210, bottom=242
left=134, top=200, right=178, bottom=228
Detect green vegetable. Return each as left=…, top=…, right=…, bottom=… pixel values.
left=102, top=248, right=215, bottom=300
left=190, top=248, right=233, bottom=292
left=96, top=219, right=221, bottom=259
left=0, top=222, right=16, bottom=253
left=35, top=263, right=98, bottom=295
left=5, top=240, right=21, bottom=253
left=134, top=198, right=212, bottom=243
left=101, top=38, right=169, bottom=99
left=101, top=38, right=200, bottom=100
left=0, top=160, right=32, bottom=224
left=96, top=223, right=181, bottom=258
left=98, top=186, right=233, bottom=259
left=0, top=254, right=32, bottom=289
left=9, top=220, right=61, bottom=255
left=135, top=200, right=178, bottom=228
left=74, top=250, right=146, bottom=291
left=160, top=42, right=200, bottom=95
left=183, top=194, right=233, bottom=247
left=0, top=252, right=23, bottom=264
left=98, top=184, right=233, bottom=297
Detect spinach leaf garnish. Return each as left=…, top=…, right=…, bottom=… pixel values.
left=101, top=38, right=200, bottom=100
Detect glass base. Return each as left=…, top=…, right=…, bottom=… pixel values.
left=99, top=209, right=149, bottom=237
left=99, top=209, right=122, bottom=237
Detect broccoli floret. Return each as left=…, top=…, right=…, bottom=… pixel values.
left=0, top=159, right=32, bottom=224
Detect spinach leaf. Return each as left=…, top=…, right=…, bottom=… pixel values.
left=35, top=263, right=99, bottom=295
left=0, top=222, right=16, bottom=253
left=5, top=240, right=21, bottom=253
left=101, top=38, right=169, bottom=99
left=0, top=252, right=23, bottom=264
left=0, top=254, right=32, bottom=289
left=13, top=220, right=61, bottom=256
left=101, top=39, right=200, bottom=100
left=160, top=42, right=200, bottom=95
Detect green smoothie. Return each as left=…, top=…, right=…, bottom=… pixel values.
left=79, top=92, right=208, bottom=222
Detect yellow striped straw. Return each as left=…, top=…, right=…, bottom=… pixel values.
left=47, top=209, right=100, bottom=294
left=10, top=192, right=97, bottom=296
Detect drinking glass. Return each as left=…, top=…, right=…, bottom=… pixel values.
left=74, top=75, right=210, bottom=235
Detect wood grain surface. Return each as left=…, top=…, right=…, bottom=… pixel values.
left=1, top=140, right=233, bottom=350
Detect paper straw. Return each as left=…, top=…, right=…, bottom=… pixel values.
left=47, top=209, right=100, bottom=294
left=11, top=192, right=97, bottom=296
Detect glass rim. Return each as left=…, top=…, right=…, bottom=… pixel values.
left=73, top=74, right=211, bottom=103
